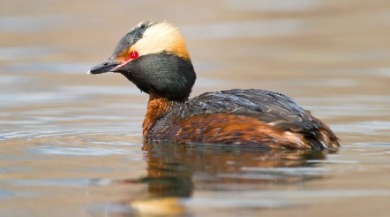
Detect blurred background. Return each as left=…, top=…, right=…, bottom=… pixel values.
left=0, top=0, right=389, bottom=217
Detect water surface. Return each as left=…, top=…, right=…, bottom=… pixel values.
left=1, top=0, right=389, bottom=216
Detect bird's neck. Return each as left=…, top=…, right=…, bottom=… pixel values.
left=142, top=93, right=185, bottom=136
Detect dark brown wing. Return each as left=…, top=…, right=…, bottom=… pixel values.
left=150, top=89, right=339, bottom=150
left=183, top=89, right=317, bottom=132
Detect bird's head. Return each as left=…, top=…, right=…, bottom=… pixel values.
left=88, top=21, right=196, bottom=101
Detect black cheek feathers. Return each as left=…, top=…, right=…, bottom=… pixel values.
left=120, top=53, right=196, bottom=101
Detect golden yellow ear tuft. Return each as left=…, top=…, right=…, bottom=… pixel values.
left=131, top=22, right=190, bottom=60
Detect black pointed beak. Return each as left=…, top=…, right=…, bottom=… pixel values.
left=88, top=61, right=120, bottom=74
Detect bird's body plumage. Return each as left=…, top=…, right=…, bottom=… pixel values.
left=145, top=89, right=338, bottom=150
left=89, top=21, right=340, bottom=151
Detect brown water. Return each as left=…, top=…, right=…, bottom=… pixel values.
left=1, top=0, right=389, bottom=216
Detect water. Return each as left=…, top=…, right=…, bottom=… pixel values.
left=1, top=0, right=389, bottom=216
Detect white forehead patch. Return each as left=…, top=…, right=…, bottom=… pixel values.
left=131, top=22, right=190, bottom=59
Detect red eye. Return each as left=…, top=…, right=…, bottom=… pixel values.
left=129, top=51, right=139, bottom=60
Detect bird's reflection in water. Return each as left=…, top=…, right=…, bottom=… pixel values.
left=120, top=142, right=327, bottom=216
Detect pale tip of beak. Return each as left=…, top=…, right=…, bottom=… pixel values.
left=86, top=70, right=92, bottom=75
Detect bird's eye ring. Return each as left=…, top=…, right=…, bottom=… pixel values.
left=129, top=51, right=139, bottom=60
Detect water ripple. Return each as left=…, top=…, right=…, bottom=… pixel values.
left=190, top=189, right=390, bottom=208
left=29, top=146, right=132, bottom=156
left=182, top=19, right=306, bottom=40
left=227, top=0, right=322, bottom=12
left=0, top=16, right=68, bottom=32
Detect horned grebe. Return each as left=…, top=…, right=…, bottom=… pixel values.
left=88, top=21, right=340, bottom=151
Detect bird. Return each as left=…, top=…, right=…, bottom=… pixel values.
left=88, top=21, right=340, bottom=151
